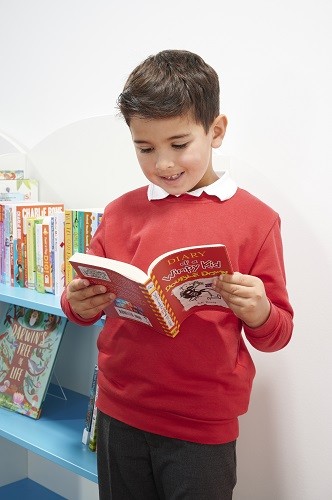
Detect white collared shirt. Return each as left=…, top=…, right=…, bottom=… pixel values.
left=147, top=170, right=237, bottom=202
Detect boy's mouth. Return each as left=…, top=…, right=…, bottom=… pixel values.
left=161, top=172, right=183, bottom=181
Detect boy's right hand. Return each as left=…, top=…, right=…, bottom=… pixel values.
left=66, top=278, right=116, bottom=320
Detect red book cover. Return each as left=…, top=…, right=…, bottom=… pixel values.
left=69, top=244, right=233, bottom=337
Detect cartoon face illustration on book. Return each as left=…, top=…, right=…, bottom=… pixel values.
left=171, top=278, right=228, bottom=311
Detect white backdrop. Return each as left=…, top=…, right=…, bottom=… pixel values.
left=0, top=1, right=331, bottom=499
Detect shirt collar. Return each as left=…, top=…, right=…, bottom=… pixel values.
left=147, top=170, right=237, bottom=202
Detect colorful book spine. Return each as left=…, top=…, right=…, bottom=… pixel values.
left=88, top=384, right=99, bottom=452
left=64, top=209, right=74, bottom=286
left=53, top=211, right=65, bottom=296
left=26, top=217, right=37, bottom=289
left=44, top=216, right=55, bottom=293
left=35, top=219, right=45, bottom=293
left=82, top=365, right=98, bottom=445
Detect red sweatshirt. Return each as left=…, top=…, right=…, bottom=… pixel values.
left=61, top=186, right=293, bottom=444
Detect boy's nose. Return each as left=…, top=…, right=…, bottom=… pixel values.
left=156, top=157, right=175, bottom=171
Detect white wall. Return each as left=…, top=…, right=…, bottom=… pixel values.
left=1, top=1, right=331, bottom=498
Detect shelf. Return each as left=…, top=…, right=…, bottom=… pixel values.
left=0, top=385, right=97, bottom=483
left=0, top=478, right=65, bottom=499
left=0, top=284, right=64, bottom=316
left=0, top=284, right=105, bottom=325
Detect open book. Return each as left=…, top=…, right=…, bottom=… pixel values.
left=69, top=244, right=233, bottom=337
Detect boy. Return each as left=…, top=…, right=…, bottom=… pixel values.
left=61, top=50, right=293, bottom=499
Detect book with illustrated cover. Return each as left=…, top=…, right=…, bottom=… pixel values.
left=0, top=179, right=38, bottom=202
left=0, top=170, right=25, bottom=180
left=0, top=304, right=67, bottom=419
left=69, top=244, right=233, bottom=337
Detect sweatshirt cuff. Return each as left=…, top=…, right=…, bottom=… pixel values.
left=243, top=300, right=279, bottom=339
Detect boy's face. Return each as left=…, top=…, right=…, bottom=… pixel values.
left=129, top=114, right=227, bottom=196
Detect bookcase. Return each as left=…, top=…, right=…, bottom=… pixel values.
left=0, top=285, right=100, bottom=499
left=0, top=129, right=104, bottom=498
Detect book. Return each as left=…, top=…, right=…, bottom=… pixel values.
left=17, top=203, right=64, bottom=288
left=82, top=364, right=98, bottom=445
left=64, top=208, right=103, bottom=285
left=64, top=209, right=74, bottom=286
left=88, top=383, right=98, bottom=452
left=0, top=201, right=64, bottom=288
left=0, top=304, right=67, bottom=419
left=0, top=170, right=25, bottom=180
left=0, top=179, right=38, bottom=202
left=69, top=244, right=233, bottom=337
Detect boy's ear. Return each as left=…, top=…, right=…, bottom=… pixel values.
left=211, top=115, right=228, bottom=148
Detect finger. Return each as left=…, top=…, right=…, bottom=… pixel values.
left=67, top=277, right=90, bottom=293
left=73, top=291, right=116, bottom=318
left=217, top=272, right=255, bottom=287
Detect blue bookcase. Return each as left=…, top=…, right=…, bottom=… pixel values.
left=0, top=286, right=98, bottom=496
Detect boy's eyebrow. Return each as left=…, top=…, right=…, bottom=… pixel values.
left=133, top=133, right=191, bottom=144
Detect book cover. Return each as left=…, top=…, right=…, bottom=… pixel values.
left=0, top=170, right=25, bottom=180
left=0, top=179, right=38, bottom=202
left=69, top=244, right=233, bottom=337
left=0, top=304, right=67, bottom=419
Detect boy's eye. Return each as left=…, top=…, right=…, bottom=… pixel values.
left=172, top=143, right=188, bottom=149
left=139, top=147, right=154, bottom=154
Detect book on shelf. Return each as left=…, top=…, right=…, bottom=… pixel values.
left=0, top=170, right=25, bottom=180
left=82, top=364, right=98, bottom=445
left=88, top=383, right=99, bottom=452
left=0, top=304, right=68, bottom=419
left=25, top=212, right=65, bottom=295
left=0, top=178, right=38, bottom=202
left=64, top=208, right=104, bottom=286
left=69, top=244, right=233, bottom=338
left=0, top=201, right=64, bottom=288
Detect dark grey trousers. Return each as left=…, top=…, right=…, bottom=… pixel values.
left=97, top=410, right=237, bottom=500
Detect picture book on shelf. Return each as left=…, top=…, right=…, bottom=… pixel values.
left=0, top=178, right=38, bottom=202
left=69, top=244, right=233, bottom=337
left=0, top=304, right=67, bottom=419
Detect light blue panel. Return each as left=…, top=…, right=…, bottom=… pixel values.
left=0, top=385, right=97, bottom=483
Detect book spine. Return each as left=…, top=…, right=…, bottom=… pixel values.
left=88, top=384, right=99, bottom=452
left=72, top=210, right=79, bottom=254
left=15, top=205, right=25, bottom=287
left=150, top=275, right=180, bottom=337
left=77, top=210, right=85, bottom=253
left=4, top=205, right=12, bottom=286
left=64, top=209, right=74, bottom=286
left=84, top=211, right=92, bottom=254
left=42, top=219, right=53, bottom=293
left=141, top=279, right=180, bottom=337
left=26, top=217, right=37, bottom=289
left=53, top=212, right=65, bottom=296
left=82, top=364, right=98, bottom=445
left=35, top=220, right=45, bottom=293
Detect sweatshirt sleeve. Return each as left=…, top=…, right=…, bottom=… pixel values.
left=243, top=217, right=294, bottom=352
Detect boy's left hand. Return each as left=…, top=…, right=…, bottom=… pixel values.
left=212, top=272, right=271, bottom=328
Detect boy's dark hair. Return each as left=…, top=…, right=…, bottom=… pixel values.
left=117, top=50, right=220, bottom=133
